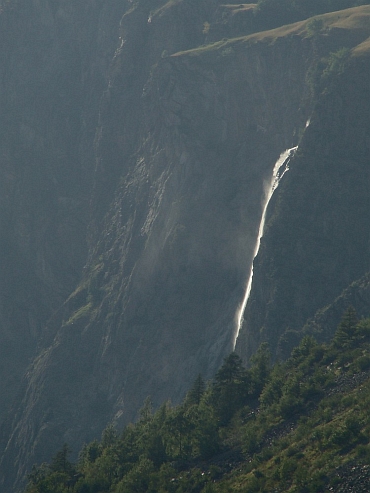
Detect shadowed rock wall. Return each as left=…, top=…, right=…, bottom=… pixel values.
left=0, top=2, right=370, bottom=491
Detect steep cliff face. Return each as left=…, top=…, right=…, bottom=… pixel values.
left=0, top=0, right=102, bottom=422
left=236, top=41, right=370, bottom=360
left=0, top=0, right=128, bottom=484
left=1, top=2, right=370, bottom=491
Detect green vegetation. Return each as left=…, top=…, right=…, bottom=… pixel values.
left=25, top=308, right=370, bottom=493
left=65, top=302, right=93, bottom=326
left=306, top=17, right=324, bottom=37
left=322, top=47, right=351, bottom=79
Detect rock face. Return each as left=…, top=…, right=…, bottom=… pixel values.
left=0, top=0, right=129, bottom=486
left=0, top=1, right=370, bottom=490
left=235, top=45, right=370, bottom=360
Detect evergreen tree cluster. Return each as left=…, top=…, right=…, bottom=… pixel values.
left=25, top=308, right=370, bottom=493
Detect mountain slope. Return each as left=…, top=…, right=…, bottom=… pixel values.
left=0, top=0, right=131, bottom=429
left=0, top=2, right=370, bottom=491
left=236, top=25, right=370, bottom=360
left=24, top=315, right=370, bottom=493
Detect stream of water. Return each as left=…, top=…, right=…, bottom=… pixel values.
left=233, top=146, right=298, bottom=348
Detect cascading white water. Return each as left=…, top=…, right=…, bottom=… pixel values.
left=233, top=146, right=298, bottom=348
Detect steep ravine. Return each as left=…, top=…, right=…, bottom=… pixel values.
left=1, top=3, right=370, bottom=492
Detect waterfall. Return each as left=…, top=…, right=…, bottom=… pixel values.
left=233, top=146, right=298, bottom=348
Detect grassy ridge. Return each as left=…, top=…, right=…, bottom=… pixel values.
left=172, top=5, right=370, bottom=58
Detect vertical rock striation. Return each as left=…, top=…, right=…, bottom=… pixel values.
left=0, top=0, right=129, bottom=487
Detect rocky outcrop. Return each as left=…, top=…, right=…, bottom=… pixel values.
left=1, top=2, right=370, bottom=491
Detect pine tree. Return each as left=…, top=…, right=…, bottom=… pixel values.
left=185, top=374, right=205, bottom=406
left=334, top=306, right=358, bottom=348
left=50, top=443, right=74, bottom=474
left=212, top=352, right=249, bottom=425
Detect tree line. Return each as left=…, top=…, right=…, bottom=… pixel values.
left=26, top=307, right=370, bottom=493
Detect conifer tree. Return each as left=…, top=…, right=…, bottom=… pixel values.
left=185, top=374, right=205, bottom=406
left=334, top=306, right=358, bottom=348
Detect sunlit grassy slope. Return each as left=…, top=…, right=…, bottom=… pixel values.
left=172, top=5, right=370, bottom=57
